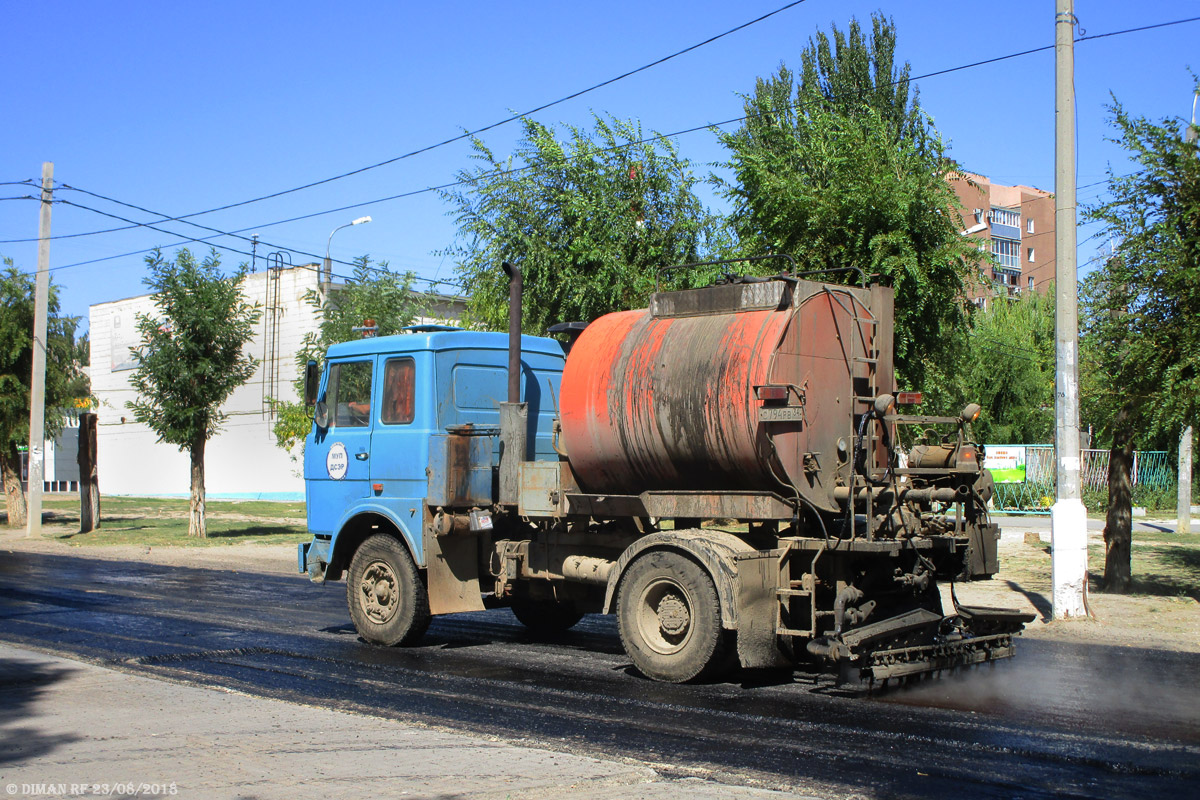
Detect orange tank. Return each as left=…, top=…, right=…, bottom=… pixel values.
left=558, top=279, right=893, bottom=513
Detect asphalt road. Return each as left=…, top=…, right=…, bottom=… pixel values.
left=1, top=550, right=1197, bottom=799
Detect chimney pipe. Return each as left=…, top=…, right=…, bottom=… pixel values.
left=498, top=262, right=527, bottom=505
left=502, top=262, right=522, bottom=403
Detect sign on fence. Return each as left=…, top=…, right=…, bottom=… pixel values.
left=984, top=445, right=1027, bottom=483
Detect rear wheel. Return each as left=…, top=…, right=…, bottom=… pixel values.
left=617, top=550, right=733, bottom=683
left=347, top=533, right=431, bottom=646
left=510, top=597, right=584, bottom=636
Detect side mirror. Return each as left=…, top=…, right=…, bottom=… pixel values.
left=304, top=360, right=320, bottom=407
left=314, top=401, right=330, bottom=429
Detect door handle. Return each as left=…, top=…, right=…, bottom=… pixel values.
left=355, top=452, right=369, bottom=461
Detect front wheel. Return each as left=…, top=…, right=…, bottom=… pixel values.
left=617, top=550, right=734, bottom=683
left=347, top=533, right=431, bottom=646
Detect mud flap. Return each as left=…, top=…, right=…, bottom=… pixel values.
left=424, top=509, right=485, bottom=615
left=735, top=552, right=790, bottom=669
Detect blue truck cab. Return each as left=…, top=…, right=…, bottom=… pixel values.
left=299, top=325, right=565, bottom=587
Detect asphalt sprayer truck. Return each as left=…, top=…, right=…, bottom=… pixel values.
left=298, top=260, right=1033, bottom=685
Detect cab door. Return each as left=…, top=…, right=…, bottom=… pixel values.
left=367, top=355, right=431, bottom=548
left=305, top=357, right=376, bottom=535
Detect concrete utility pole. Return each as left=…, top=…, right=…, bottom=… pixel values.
left=26, top=162, right=53, bottom=538
left=1051, top=1, right=1088, bottom=618
left=1180, top=97, right=1197, bottom=537
left=1181, top=426, right=1193, bottom=534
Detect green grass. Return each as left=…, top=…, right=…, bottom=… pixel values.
left=1086, top=529, right=1200, bottom=599
left=1002, top=529, right=1200, bottom=599
left=8, top=495, right=309, bottom=548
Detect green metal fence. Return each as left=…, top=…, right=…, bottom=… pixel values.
left=987, top=446, right=1172, bottom=514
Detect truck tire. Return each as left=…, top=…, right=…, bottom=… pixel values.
left=510, top=597, right=584, bottom=636
left=617, top=550, right=733, bottom=683
left=347, top=533, right=431, bottom=646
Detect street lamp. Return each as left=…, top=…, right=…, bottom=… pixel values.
left=324, top=215, right=372, bottom=290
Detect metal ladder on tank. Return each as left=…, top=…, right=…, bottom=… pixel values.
left=773, top=290, right=881, bottom=641
left=825, top=288, right=882, bottom=540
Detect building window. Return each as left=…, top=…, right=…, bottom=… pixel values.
left=1027, top=247, right=1035, bottom=263
left=1027, top=218, right=1035, bottom=234
left=1028, top=276, right=1035, bottom=291
left=992, top=238, right=1020, bottom=269
left=993, top=267, right=1021, bottom=287
left=988, top=207, right=1021, bottom=228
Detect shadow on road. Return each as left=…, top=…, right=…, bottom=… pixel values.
left=0, top=657, right=82, bottom=766
left=1004, top=579, right=1053, bottom=621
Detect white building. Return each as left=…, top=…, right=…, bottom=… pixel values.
left=87, top=263, right=462, bottom=500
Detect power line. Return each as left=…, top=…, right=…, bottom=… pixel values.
left=0, top=1, right=813, bottom=246
left=55, top=198, right=462, bottom=291
left=56, top=185, right=459, bottom=287
left=15, top=9, right=1198, bottom=249
left=19, top=13, right=1200, bottom=278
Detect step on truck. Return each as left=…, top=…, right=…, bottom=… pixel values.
left=299, top=260, right=1033, bottom=684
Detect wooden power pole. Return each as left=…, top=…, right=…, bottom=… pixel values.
left=78, top=412, right=100, bottom=532
left=26, top=162, right=53, bottom=538
left=1051, top=1, right=1088, bottom=617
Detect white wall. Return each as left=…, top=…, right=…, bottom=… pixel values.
left=89, top=267, right=467, bottom=499
left=89, top=265, right=325, bottom=499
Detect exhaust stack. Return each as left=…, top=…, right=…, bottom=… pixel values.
left=498, top=262, right=527, bottom=505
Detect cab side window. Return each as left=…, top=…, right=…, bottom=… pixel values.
left=329, top=360, right=373, bottom=428
left=381, top=358, right=415, bottom=425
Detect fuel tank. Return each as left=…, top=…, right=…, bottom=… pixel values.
left=558, top=278, right=893, bottom=513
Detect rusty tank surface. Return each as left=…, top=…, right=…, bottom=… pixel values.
left=560, top=277, right=893, bottom=513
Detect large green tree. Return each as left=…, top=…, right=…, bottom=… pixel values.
left=1081, top=98, right=1200, bottom=592
left=271, top=256, right=425, bottom=454
left=715, top=14, right=981, bottom=387
left=441, top=114, right=722, bottom=333
left=127, top=249, right=261, bottom=538
left=0, top=258, right=89, bottom=527
left=921, top=291, right=1055, bottom=446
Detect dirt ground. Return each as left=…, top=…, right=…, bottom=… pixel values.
left=948, top=528, right=1200, bottom=654
left=3, top=520, right=1198, bottom=656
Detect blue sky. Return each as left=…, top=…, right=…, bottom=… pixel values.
left=2, top=1, right=1198, bottom=333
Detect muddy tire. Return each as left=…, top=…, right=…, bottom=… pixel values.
left=510, top=597, right=585, bottom=636
left=347, top=533, right=431, bottom=646
left=617, top=550, right=733, bottom=683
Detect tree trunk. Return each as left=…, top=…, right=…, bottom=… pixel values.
left=189, top=435, right=207, bottom=538
left=1103, top=416, right=1133, bottom=593
left=78, top=413, right=100, bottom=533
left=1, top=447, right=27, bottom=528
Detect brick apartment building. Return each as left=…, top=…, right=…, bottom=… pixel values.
left=950, top=172, right=1055, bottom=306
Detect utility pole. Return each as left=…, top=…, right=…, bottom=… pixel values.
left=1051, top=0, right=1088, bottom=618
left=1180, top=97, right=1197, bottom=537
left=26, top=162, right=53, bottom=538
left=1181, top=426, right=1193, bottom=535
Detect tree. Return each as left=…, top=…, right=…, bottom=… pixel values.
left=0, top=258, right=89, bottom=527
left=714, top=14, right=982, bottom=388
left=1081, top=98, right=1200, bottom=592
left=270, top=256, right=426, bottom=455
left=441, top=114, right=723, bottom=333
left=923, top=291, right=1056, bottom=446
left=127, top=249, right=261, bottom=538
